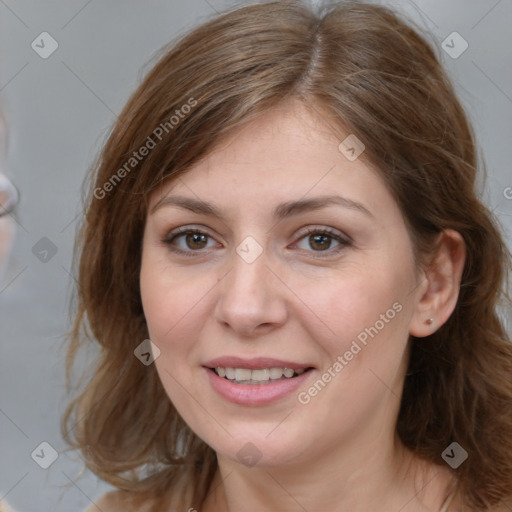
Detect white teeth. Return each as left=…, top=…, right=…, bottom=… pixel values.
left=283, top=368, right=294, bottom=378
left=213, top=366, right=308, bottom=381
left=270, top=367, right=284, bottom=379
left=235, top=368, right=252, bottom=380
left=251, top=369, right=270, bottom=381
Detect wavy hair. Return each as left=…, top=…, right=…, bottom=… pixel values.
left=62, top=1, right=512, bottom=510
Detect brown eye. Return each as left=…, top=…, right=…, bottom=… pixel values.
left=164, top=228, right=218, bottom=256
left=293, top=227, right=351, bottom=257
left=308, top=233, right=333, bottom=251
left=183, top=232, right=208, bottom=250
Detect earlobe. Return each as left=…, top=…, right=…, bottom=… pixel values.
left=409, top=229, right=466, bottom=338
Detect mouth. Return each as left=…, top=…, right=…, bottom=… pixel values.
left=207, top=366, right=315, bottom=385
left=202, top=357, right=316, bottom=406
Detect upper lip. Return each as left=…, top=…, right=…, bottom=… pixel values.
left=203, top=356, right=314, bottom=371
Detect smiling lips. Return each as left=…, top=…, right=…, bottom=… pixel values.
left=204, top=356, right=313, bottom=383
left=203, top=356, right=315, bottom=405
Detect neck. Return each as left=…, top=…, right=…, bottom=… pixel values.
left=203, top=430, right=454, bottom=512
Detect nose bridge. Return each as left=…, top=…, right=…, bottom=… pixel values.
left=214, top=236, right=287, bottom=334
left=225, top=240, right=270, bottom=306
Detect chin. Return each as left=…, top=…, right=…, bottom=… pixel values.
left=206, top=430, right=309, bottom=468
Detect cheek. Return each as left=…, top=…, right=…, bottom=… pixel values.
left=140, top=248, right=209, bottom=344
left=140, top=258, right=206, bottom=410
left=294, top=268, right=412, bottom=416
left=295, top=263, right=405, bottom=351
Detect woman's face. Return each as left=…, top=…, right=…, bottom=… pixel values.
left=140, top=100, right=427, bottom=469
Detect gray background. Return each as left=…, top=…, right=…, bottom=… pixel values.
left=0, top=1, right=511, bottom=511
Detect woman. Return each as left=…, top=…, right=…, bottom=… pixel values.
left=63, top=1, right=512, bottom=511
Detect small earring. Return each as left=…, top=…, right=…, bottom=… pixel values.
left=425, top=318, right=434, bottom=325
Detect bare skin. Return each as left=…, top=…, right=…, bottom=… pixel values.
left=137, top=99, right=467, bottom=512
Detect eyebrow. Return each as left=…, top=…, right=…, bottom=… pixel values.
left=150, top=194, right=374, bottom=220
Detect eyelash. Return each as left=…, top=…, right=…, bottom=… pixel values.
left=162, top=226, right=351, bottom=259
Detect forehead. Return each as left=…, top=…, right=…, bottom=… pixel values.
left=148, top=100, right=400, bottom=226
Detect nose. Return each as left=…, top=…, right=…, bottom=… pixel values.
left=214, top=245, right=288, bottom=338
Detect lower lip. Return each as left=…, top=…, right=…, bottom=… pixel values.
left=204, top=367, right=314, bottom=406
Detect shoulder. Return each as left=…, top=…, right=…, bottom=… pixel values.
left=85, top=490, right=151, bottom=512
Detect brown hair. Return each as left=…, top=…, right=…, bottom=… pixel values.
left=62, top=1, right=512, bottom=510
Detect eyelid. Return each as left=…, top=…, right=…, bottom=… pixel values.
left=295, top=225, right=352, bottom=244
left=163, top=224, right=349, bottom=242
left=166, top=225, right=220, bottom=241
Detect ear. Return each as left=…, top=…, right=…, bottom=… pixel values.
left=409, top=229, right=466, bottom=337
